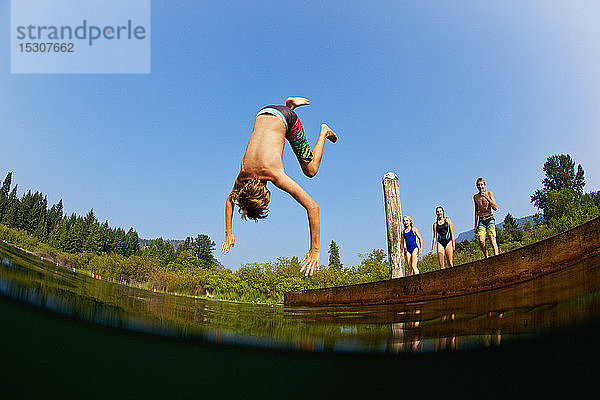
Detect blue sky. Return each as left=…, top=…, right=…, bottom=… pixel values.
left=2, top=1, right=599, bottom=269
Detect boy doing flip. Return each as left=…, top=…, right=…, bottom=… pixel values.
left=473, top=177, right=499, bottom=258
left=221, top=97, right=337, bottom=276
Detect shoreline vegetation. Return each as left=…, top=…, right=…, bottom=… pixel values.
left=1, top=154, right=598, bottom=304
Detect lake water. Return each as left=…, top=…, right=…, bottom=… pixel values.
left=2, top=240, right=600, bottom=354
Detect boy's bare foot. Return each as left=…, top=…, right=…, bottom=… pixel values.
left=286, top=97, right=310, bottom=109
left=321, top=123, right=337, bottom=143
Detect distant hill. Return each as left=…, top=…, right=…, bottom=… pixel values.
left=455, top=215, right=535, bottom=242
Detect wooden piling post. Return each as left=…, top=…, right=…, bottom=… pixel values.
left=382, top=172, right=404, bottom=279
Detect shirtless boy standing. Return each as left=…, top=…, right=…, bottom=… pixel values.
left=221, top=97, right=337, bottom=276
left=473, top=177, right=499, bottom=258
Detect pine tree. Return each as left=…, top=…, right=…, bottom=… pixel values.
left=99, top=221, right=112, bottom=253
left=192, top=234, right=216, bottom=266
left=124, top=228, right=140, bottom=256
left=82, top=209, right=97, bottom=244
left=328, top=240, right=342, bottom=270
left=34, top=214, right=49, bottom=242
left=83, top=224, right=103, bottom=254
left=2, top=186, right=20, bottom=228
left=40, top=195, right=48, bottom=236
left=0, top=172, right=12, bottom=221
left=47, top=200, right=63, bottom=233
left=502, top=213, right=523, bottom=242
left=19, top=190, right=35, bottom=232
left=176, top=237, right=193, bottom=256
left=22, top=191, right=45, bottom=235
left=111, top=227, right=126, bottom=255
left=48, top=219, right=68, bottom=250
left=65, top=213, right=77, bottom=231
left=64, top=217, right=85, bottom=253
left=503, top=213, right=518, bottom=230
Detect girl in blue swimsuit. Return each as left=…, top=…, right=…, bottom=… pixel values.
left=401, top=216, right=423, bottom=275
left=428, top=206, right=455, bottom=269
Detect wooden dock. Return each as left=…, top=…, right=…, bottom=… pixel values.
left=284, top=217, right=600, bottom=307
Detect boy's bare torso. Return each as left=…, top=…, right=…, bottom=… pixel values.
left=237, top=115, right=286, bottom=185
left=474, top=191, right=495, bottom=217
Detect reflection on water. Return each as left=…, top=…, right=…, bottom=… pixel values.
left=2, top=241, right=600, bottom=354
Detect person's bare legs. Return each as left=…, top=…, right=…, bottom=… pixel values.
left=301, top=124, right=337, bottom=178
left=405, top=252, right=413, bottom=275
left=478, top=235, right=488, bottom=258
left=437, top=243, right=446, bottom=269
left=411, top=248, right=420, bottom=274
left=490, top=235, right=499, bottom=256
left=445, top=244, right=454, bottom=268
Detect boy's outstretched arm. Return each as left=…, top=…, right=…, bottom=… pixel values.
left=271, top=172, right=320, bottom=276
left=222, top=192, right=236, bottom=254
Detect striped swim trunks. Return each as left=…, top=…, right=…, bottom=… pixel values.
left=477, top=215, right=496, bottom=237
left=257, top=105, right=313, bottom=163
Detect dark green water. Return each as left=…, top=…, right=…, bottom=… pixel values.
left=2, top=240, right=600, bottom=354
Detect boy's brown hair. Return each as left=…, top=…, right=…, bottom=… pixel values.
left=232, top=178, right=270, bottom=221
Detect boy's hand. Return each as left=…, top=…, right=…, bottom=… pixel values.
left=221, top=232, right=235, bottom=254
left=300, top=248, right=320, bottom=276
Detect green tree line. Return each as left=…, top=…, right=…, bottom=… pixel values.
left=0, top=172, right=140, bottom=257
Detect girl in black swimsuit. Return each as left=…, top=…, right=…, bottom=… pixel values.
left=428, top=206, right=455, bottom=269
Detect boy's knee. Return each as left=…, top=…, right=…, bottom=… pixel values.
left=302, top=164, right=317, bottom=178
